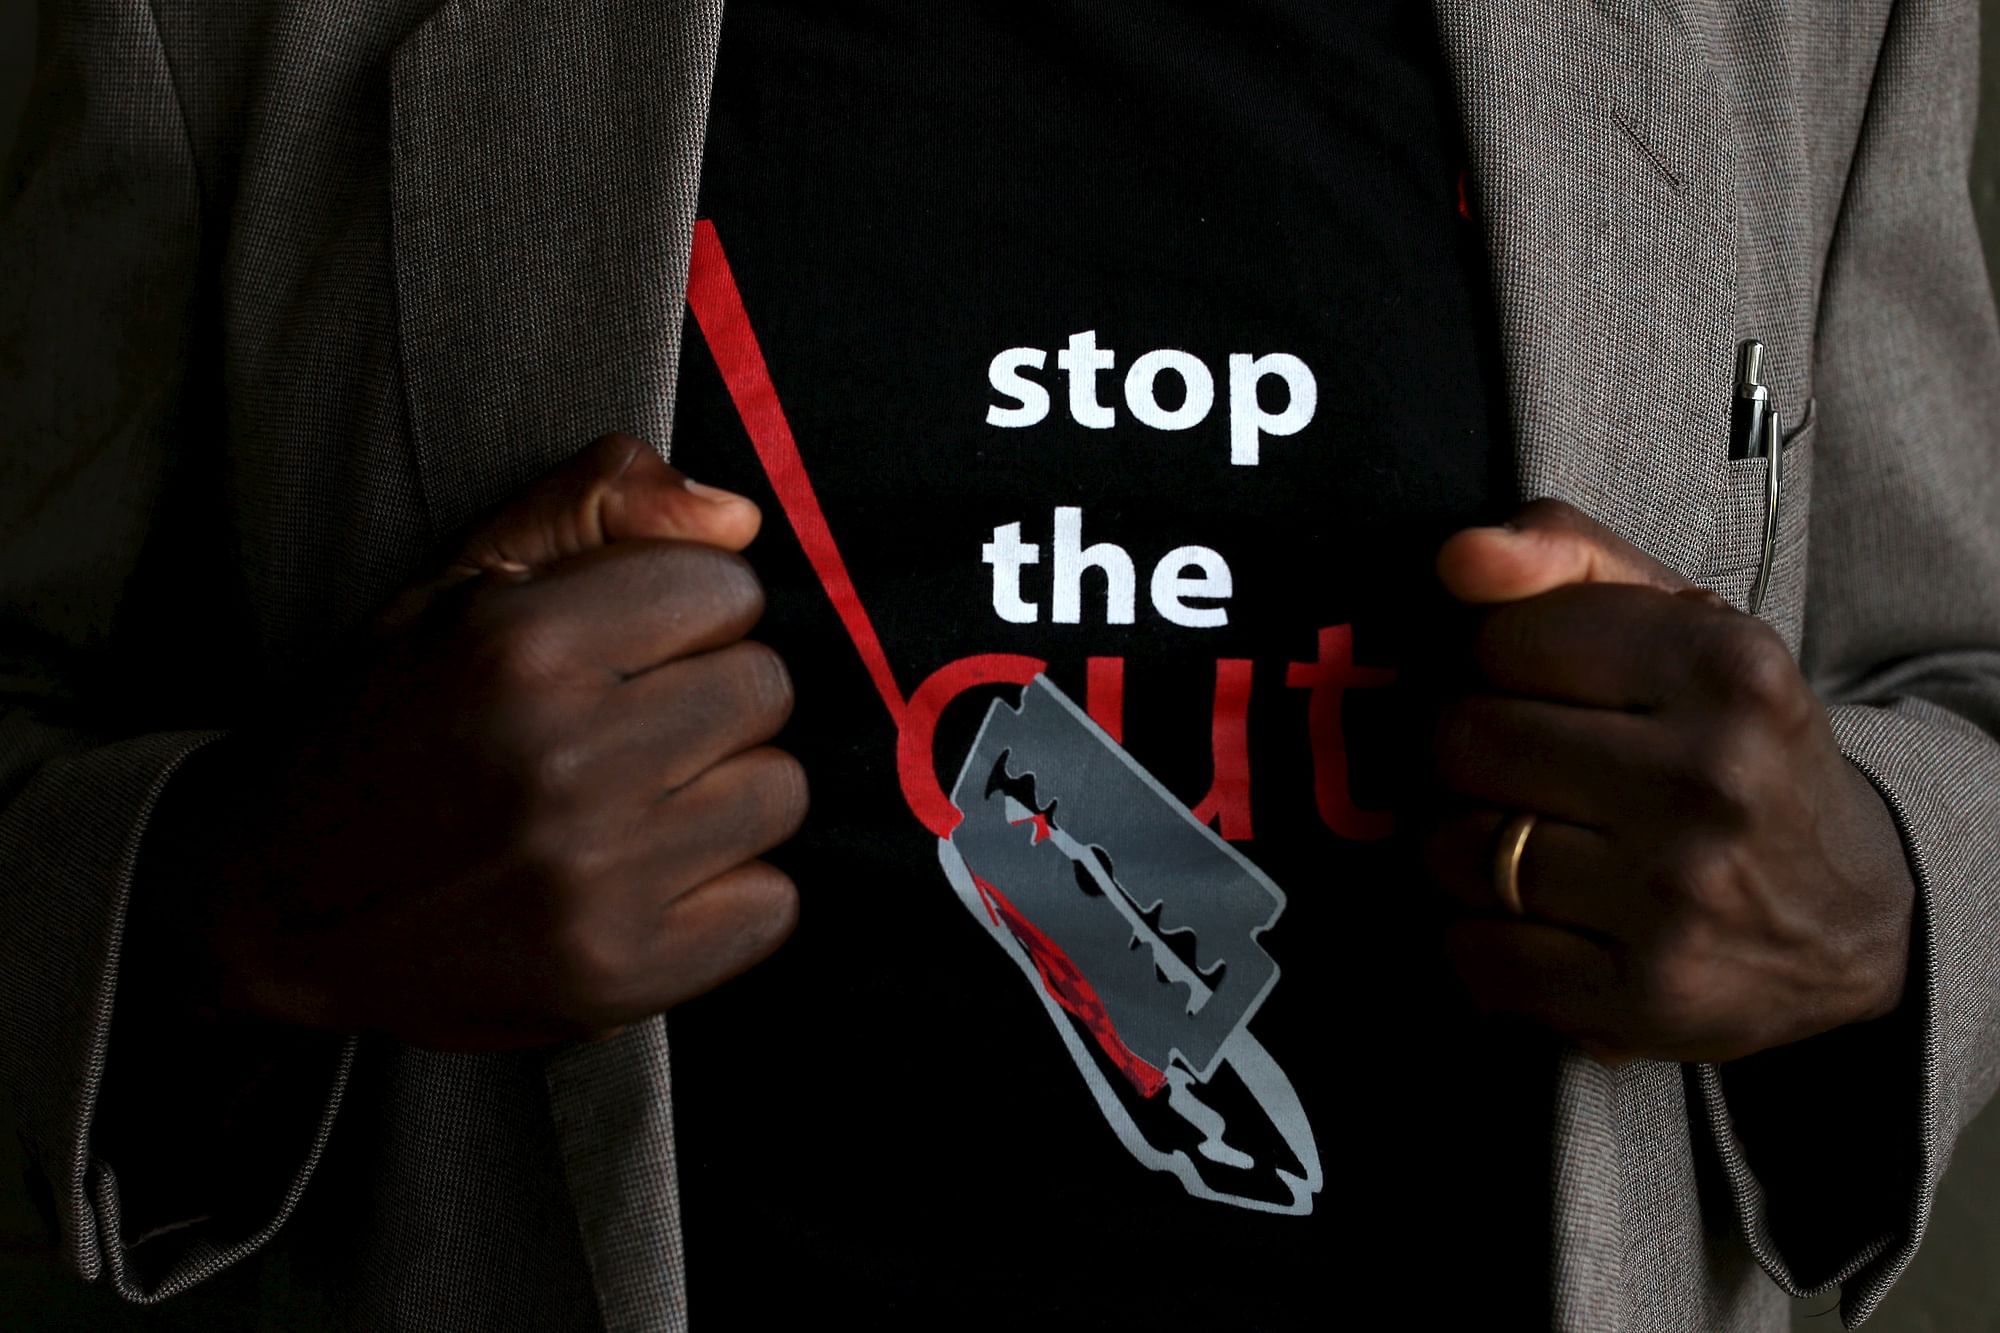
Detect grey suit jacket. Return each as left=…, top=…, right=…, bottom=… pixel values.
left=5, top=1, right=1999, bottom=1329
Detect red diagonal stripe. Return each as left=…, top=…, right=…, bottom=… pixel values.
left=685, top=219, right=908, bottom=725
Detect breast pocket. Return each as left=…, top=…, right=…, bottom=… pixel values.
left=1696, top=396, right=1816, bottom=656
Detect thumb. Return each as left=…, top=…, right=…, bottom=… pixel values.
left=1436, top=498, right=1690, bottom=604
left=377, top=433, right=762, bottom=631
left=450, top=432, right=761, bottom=575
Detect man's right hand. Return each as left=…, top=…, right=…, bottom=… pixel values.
left=141, top=434, right=805, bottom=1050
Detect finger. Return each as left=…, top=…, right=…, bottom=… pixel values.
left=574, top=641, right=795, bottom=797
left=1469, top=581, right=1728, bottom=709
left=622, top=746, right=809, bottom=901
left=637, top=860, right=801, bottom=1012
left=475, top=540, right=767, bottom=680
left=1418, top=805, right=1630, bottom=937
left=1443, top=915, right=1630, bottom=1050
left=1428, top=693, right=1673, bottom=827
left=456, top=432, right=762, bottom=570
left=1437, top=497, right=1690, bottom=604
left=379, top=434, right=762, bottom=631
left=532, top=843, right=802, bottom=1036
left=586, top=860, right=801, bottom=1024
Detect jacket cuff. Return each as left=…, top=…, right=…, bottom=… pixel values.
left=0, top=729, right=352, bottom=1303
left=1691, top=699, right=2000, bottom=1327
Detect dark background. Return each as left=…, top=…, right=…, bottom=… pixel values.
left=2, top=8, right=1998, bottom=1330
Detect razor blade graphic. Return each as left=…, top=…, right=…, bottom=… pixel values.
left=686, top=224, right=1319, bottom=1217
left=938, top=676, right=1322, bottom=1215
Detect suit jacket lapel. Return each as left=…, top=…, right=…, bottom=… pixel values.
left=387, top=5, right=726, bottom=1330
left=389, top=0, right=727, bottom=539
left=1433, top=0, right=1737, bottom=580
left=1431, top=3, right=1739, bottom=1328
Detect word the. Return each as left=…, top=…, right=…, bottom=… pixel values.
left=986, top=331, right=1317, bottom=465
left=982, top=507, right=1232, bottom=628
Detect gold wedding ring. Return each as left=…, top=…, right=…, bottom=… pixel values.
left=1493, top=812, right=1538, bottom=917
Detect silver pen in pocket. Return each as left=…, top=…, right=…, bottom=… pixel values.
left=1731, top=339, right=1785, bottom=616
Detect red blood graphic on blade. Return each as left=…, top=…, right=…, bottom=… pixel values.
left=1011, top=809, right=1056, bottom=844
left=971, top=873, right=1169, bottom=1100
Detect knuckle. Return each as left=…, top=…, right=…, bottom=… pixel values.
left=1694, top=617, right=1801, bottom=716
left=1654, top=842, right=1737, bottom=921
left=517, top=823, right=602, bottom=899
left=1734, top=644, right=1804, bottom=722
left=525, top=741, right=587, bottom=803
left=1671, top=719, right=1775, bottom=831
left=1628, top=940, right=1713, bottom=1035
left=1671, top=735, right=1756, bottom=828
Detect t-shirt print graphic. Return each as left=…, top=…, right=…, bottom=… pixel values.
left=687, top=221, right=1323, bottom=1216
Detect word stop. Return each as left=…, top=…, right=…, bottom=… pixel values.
left=986, top=331, right=1317, bottom=465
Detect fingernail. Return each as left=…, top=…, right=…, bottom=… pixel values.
left=682, top=477, right=751, bottom=505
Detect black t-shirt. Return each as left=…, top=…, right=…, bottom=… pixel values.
left=668, top=4, right=1551, bottom=1326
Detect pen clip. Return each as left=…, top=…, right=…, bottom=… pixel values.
left=1731, top=340, right=1771, bottom=461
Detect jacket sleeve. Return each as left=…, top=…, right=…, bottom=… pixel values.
left=0, top=0, right=348, bottom=1302
left=1689, top=0, right=2000, bottom=1324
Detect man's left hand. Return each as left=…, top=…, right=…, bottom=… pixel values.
left=1421, top=498, right=1918, bottom=1065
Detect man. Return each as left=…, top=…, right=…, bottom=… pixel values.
left=3, top=1, right=1997, bottom=1330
